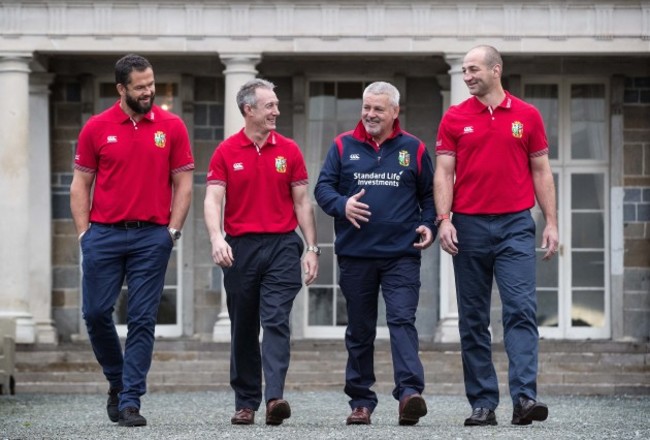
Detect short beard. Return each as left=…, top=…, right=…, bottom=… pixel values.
left=363, top=120, right=381, bottom=137
left=125, top=93, right=155, bottom=115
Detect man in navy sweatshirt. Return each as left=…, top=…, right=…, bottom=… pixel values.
left=315, top=81, right=436, bottom=426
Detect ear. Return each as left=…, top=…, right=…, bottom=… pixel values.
left=493, top=64, right=502, bottom=78
left=116, top=83, right=126, bottom=97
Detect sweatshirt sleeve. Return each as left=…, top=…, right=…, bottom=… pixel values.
left=417, top=142, right=437, bottom=235
left=314, top=141, right=347, bottom=219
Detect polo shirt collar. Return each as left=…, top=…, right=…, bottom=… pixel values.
left=234, top=128, right=278, bottom=148
left=108, top=100, right=158, bottom=123
left=352, top=118, right=402, bottom=144
left=467, top=91, right=514, bottom=114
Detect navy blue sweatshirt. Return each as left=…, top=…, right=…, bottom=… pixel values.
left=315, top=120, right=436, bottom=258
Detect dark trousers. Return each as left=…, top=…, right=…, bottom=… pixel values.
left=452, top=211, right=539, bottom=410
left=81, top=223, right=173, bottom=411
left=223, top=232, right=304, bottom=410
left=338, top=255, right=424, bottom=412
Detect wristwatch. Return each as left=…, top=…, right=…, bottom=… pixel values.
left=306, top=245, right=321, bottom=256
left=168, top=228, right=182, bottom=240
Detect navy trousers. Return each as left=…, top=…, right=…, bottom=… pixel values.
left=222, top=232, right=304, bottom=411
left=81, top=222, right=173, bottom=411
left=452, top=211, right=539, bottom=410
left=338, top=255, right=424, bottom=412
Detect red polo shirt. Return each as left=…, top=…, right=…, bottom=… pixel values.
left=74, top=101, right=194, bottom=224
left=436, top=92, right=548, bottom=215
left=207, top=128, right=309, bottom=236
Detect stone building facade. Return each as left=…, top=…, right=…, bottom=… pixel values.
left=0, top=0, right=648, bottom=345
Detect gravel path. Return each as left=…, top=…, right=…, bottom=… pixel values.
left=1, top=391, right=648, bottom=439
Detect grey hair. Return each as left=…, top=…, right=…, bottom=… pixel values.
left=363, top=81, right=400, bottom=107
left=236, top=78, right=276, bottom=116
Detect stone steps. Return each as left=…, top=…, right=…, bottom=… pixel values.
left=13, top=340, right=649, bottom=396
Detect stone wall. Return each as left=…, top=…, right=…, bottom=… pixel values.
left=50, top=79, right=83, bottom=341
left=622, top=76, right=650, bottom=340
left=191, top=75, right=225, bottom=336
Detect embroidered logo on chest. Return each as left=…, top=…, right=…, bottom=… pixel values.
left=154, top=131, right=166, bottom=148
left=107, top=135, right=118, bottom=143
left=349, top=154, right=360, bottom=160
left=275, top=156, right=287, bottom=173
left=398, top=150, right=410, bottom=167
left=233, top=162, right=244, bottom=171
left=511, top=121, right=524, bottom=139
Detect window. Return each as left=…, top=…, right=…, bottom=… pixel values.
left=524, top=78, right=610, bottom=339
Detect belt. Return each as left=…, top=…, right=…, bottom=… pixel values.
left=93, top=221, right=159, bottom=229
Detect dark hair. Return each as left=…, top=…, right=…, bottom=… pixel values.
left=236, top=78, right=275, bottom=116
left=115, top=54, right=152, bottom=86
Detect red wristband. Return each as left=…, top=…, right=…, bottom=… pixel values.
left=435, top=214, right=450, bottom=226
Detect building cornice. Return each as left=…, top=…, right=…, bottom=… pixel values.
left=0, top=1, right=648, bottom=55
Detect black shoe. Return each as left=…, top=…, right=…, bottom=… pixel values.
left=511, top=396, right=548, bottom=425
left=106, top=387, right=121, bottom=423
left=464, top=407, right=497, bottom=426
left=118, top=407, right=147, bottom=427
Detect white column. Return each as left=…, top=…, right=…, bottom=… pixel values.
left=29, top=72, right=57, bottom=344
left=212, top=54, right=260, bottom=342
left=435, top=54, right=470, bottom=343
left=221, top=54, right=261, bottom=138
left=0, top=53, right=36, bottom=343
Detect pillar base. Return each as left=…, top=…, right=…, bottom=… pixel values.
left=434, top=316, right=460, bottom=343
left=212, top=313, right=231, bottom=342
left=35, top=320, right=58, bottom=345
left=0, top=312, right=36, bottom=344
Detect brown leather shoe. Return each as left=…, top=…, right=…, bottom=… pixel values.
left=231, top=408, right=255, bottom=425
left=398, top=393, right=428, bottom=425
left=346, top=407, right=371, bottom=425
left=266, top=399, right=291, bottom=425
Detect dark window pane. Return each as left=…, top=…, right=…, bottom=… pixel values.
left=572, top=251, right=605, bottom=288
left=337, top=82, right=362, bottom=99
left=572, top=174, right=605, bottom=210
left=336, top=288, right=347, bottom=326
left=157, top=288, right=177, bottom=325
left=571, top=290, right=605, bottom=327
left=572, top=212, right=604, bottom=248
left=308, top=287, right=333, bottom=326
left=537, top=290, right=558, bottom=327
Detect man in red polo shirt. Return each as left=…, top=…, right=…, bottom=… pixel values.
left=204, top=79, right=319, bottom=426
left=435, top=45, right=558, bottom=427
left=70, top=54, right=194, bottom=427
